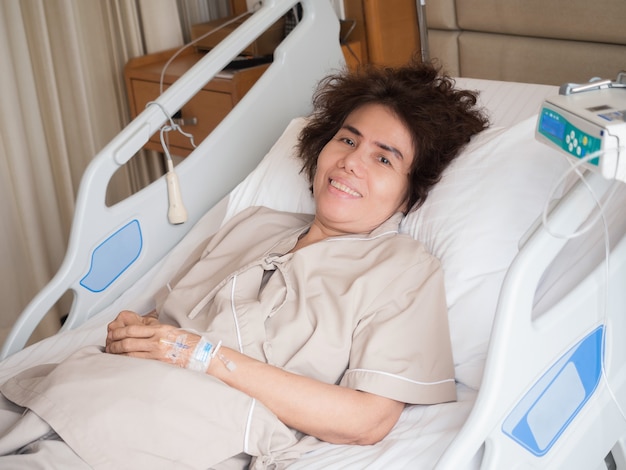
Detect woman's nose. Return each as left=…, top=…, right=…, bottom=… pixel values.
left=341, top=148, right=365, bottom=176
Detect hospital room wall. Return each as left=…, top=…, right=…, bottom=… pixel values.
left=0, top=0, right=229, bottom=352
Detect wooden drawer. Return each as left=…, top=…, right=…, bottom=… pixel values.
left=129, top=79, right=233, bottom=156
left=125, top=48, right=269, bottom=157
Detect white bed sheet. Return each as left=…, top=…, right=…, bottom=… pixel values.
left=290, top=385, right=481, bottom=469
left=0, top=79, right=568, bottom=469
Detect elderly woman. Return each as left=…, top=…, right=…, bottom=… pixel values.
left=0, top=60, right=488, bottom=469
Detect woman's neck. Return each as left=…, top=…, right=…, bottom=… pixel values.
left=291, top=220, right=339, bottom=252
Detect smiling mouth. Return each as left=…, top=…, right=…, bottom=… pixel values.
left=330, top=179, right=362, bottom=197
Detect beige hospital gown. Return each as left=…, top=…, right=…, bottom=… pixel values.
left=0, top=206, right=456, bottom=469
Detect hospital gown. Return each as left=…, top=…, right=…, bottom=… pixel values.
left=0, top=206, right=456, bottom=469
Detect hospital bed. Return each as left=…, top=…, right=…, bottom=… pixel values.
left=1, top=0, right=626, bottom=468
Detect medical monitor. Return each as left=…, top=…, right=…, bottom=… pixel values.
left=536, top=75, right=626, bottom=183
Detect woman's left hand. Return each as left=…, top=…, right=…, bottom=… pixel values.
left=105, top=310, right=198, bottom=366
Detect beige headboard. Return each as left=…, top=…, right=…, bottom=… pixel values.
left=425, top=0, right=626, bottom=86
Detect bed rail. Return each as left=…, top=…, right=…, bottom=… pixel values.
left=437, top=172, right=626, bottom=468
left=0, top=0, right=344, bottom=359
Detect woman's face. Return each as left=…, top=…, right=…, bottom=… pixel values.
left=312, top=103, right=414, bottom=236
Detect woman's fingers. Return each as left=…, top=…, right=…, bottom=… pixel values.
left=106, top=322, right=178, bottom=361
left=109, top=324, right=155, bottom=341
left=107, top=336, right=144, bottom=355
left=106, top=311, right=162, bottom=347
left=107, top=310, right=141, bottom=333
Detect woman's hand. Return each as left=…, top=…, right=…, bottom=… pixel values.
left=105, top=310, right=199, bottom=367
left=106, top=310, right=159, bottom=334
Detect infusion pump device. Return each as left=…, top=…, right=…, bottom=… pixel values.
left=536, top=74, right=626, bottom=183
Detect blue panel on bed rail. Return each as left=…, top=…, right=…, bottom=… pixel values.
left=80, top=220, right=143, bottom=293
left=502, top=326, right=603, bottom=456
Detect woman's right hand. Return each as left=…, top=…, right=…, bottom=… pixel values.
left=105, top=310, right=192, bottom=366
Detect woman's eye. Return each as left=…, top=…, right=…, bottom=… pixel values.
left=340, top=137, right=355, bottom=146
left=378, top=155, right=391, bottom=166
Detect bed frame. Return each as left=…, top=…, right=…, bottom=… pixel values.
left=2, top=1, right=625, bottom=468
left=441, top=170, right=626, bottom=468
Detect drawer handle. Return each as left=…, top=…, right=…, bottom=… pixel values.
left=172, top=110, right=197, bottom=127
left=172, top=116, right=198, bottom=126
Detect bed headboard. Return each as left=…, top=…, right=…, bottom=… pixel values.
left=425, top=0, right=626, bottom=86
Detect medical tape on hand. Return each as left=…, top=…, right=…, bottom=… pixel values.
left=186, top=338, right=222, bottom=373
left=161, top=329, right=236, bottom=372
left=161, top=333, right=190, bottom=366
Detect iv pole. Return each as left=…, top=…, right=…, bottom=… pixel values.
left=415, top=0, right=430, bottom=62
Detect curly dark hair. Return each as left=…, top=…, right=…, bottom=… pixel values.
left=296, top=59, right=489, bottom=212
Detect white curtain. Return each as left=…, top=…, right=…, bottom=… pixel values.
left=0, top=0, right=229, bottom=350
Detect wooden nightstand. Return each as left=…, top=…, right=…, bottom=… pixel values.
left=343, top=0, right=420, bottom=67
left=124, top=48, right=269, bottom=157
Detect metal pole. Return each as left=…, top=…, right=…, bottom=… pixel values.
left=416, top=0, right=430, bottom=62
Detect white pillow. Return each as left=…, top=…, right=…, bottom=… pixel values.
left=401, top=117, right=571, bottom=389
left=224, top=118, right=314, bottom=221
left=225, top=116, right=571, bottom=390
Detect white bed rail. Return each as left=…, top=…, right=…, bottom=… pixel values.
left=437, top=172, right=626, bottom=468
left=0, top=0, right=344, bottom=359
